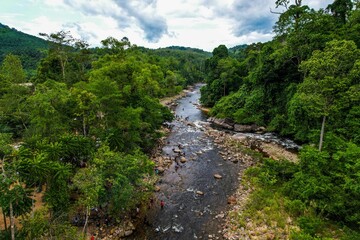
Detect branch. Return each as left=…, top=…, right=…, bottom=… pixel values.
left=270, top=7, right=283, bottom=14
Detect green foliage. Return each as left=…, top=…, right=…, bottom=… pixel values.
left=200, top=44, right=247, bottom=107
left=92, top=146, right=154, bottom=216
left=20, top=207, right=83, bottom=240
left=204, top=4, right=360, bottom=144
left=0, top=54, right=31, bottom=137
left=203, top=2, right=360, bottom=237
left=26, top=80, right=72, bottom=140
left=284, top=143, right=360, bottom=225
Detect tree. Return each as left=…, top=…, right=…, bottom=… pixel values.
left=39, top=31, right=73, bottom=81
left=294, top=40, right=359, bottom=150
left=92, top=146, right=154, bottom=216
left=273, top=0, right=309, bottom=35
left=72, top=166, right=103, bottom=234
left=38, top=31, right=90, bottom=85
left=327, top=0, right=353, bottom=24
left=0, top=54, right=26, bottom=86
left=0, top=55, right=31, bottom=137
left=70, top=87, right=98, bottom=136
left=0, top=133, right=32, bottom=240
left=27, top=80, right=71, bottom=140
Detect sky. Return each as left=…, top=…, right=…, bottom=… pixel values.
left=1, top=0, right=333, bottom=52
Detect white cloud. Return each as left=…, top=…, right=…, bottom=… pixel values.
left=0, top=0, right=335, bottom=51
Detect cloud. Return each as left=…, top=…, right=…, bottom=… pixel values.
left=62, top=22, right=98, bottom=41
left=61, top=0, right=168, bottom=42
left=113, top=0, right=168, bottom=42
left=1, top=0, right=337, bottom=52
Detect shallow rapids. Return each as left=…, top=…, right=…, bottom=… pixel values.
left=130, top=84, right=244, bottom=239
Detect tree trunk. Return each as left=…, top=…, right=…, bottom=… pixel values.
left=83, top=116, right=87, bottom=137
left=82, top=206, right=90, bottom=234
left=3, top=211, right=7, bottom=230
left=1, top=157, right=9, bottom=232
left=319, top=115, right=326, bottom=152
left=10, top=202, right=15, bottom=240
left=59, top=55, right=67, bottom=81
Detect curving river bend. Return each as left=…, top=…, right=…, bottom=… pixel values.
left=130, top=84, right=244, bottom=240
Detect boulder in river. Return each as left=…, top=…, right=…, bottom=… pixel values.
left=180, top=157, right=187, bottom=163
left=208, top=117, right=234, bottom=130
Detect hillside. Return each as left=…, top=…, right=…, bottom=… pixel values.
left=0, top=23, right=48, bottom=72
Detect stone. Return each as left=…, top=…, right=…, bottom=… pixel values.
left=157, top=167, right=165, bottom=173
left=124, top=230, right=133, bottom=237
left=196, top=191, right=204, bottom=195
left=215, top=213, right=225, bottom=219
left=173, top=148, right=181, bottom=153
left=180, top=157, right=187, bottom=163
left=127, top=221, right=135, bottom=230
left=208, top=117, right=234, bottom=130
left=154, top=186, right=161, bottom=192
left=227, top=196, right=237, bottom=205
left=187, top=122, right=196, bottom=127
left=234, top=124, right=258, bottom=132
left=214, top=174, right=222, bottom=179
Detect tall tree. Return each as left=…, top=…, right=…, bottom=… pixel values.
left=327, top=0, right=353, bottom=24
left=0, top=133, right=32, bottom=240
left=72, top=166, right=103, bottom=234
left=38, top=31, right=90, bottom=85
left=0, top=54, right=26, bottom=86
left=293, top=40, right=359, bottom=150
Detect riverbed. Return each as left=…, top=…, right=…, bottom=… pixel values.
left=129, top=84, right=244, bottom=239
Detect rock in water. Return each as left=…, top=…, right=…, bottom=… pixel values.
left=196, top=191, right=204, bottom=195
left=214, top=174, right=222, bottom=179
left=180, top=157, right=187, bottom=163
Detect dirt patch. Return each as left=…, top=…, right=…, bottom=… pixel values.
left=160, top=89, right=191, bottom=106
left=261, top=142, right=299, bottom=163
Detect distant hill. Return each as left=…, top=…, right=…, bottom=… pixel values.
left=229, top=44, right=248, bottom=58
left=0, top=23, right=48, bottom=72
left=159, top=46, right=211, bottom=55
left=151, top=46, right=211, bottom=60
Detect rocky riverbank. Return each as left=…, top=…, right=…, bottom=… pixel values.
left=203, top=125, right=300, bottom=239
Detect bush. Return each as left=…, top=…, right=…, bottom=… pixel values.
left=285, top=143, right=360, bottom=226
left=297, top=216, right=324, bottom=237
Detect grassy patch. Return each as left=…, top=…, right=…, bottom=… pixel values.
left=229, top=155, right=360, bottom=239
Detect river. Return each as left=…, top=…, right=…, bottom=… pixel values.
left=129, top=84, right=244, bottom=239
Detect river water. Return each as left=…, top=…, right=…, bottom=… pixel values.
left=129, top=84, right=244, bottom=239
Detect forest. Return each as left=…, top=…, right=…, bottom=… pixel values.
left=1, top=0, right=360, bottom=239
left=0, top=29, right=208, bottom=239
left=201, top=0, right=360, bottom=238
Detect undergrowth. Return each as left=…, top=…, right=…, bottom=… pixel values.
left=235, top=155, right=360, bottom=240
